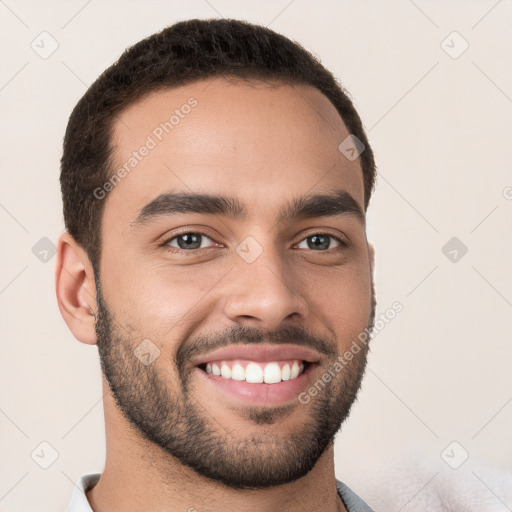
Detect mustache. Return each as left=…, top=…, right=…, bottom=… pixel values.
left=176, top=324, right=338, bottom=371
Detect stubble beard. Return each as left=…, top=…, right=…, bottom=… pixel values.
left=93, top=275, right=376, bottom=489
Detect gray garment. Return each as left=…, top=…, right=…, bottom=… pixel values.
left=336, top=479, right=375, bottom=512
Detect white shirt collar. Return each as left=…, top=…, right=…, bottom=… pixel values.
left=65, top=473, right=374, bottom=512
left=66, top=473, right=100, bottom=512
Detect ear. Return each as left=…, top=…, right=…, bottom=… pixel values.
left=55, top=232, right=98, bottom=345
left=368, top=242, right=375, bottom=274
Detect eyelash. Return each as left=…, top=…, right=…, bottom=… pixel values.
left=159, top=230, right=347, bottom=255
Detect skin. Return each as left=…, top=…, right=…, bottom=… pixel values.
left=56, top=77, right=375, bottom=512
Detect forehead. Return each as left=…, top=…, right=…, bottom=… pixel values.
left=104, top=77, right=365, bottom=228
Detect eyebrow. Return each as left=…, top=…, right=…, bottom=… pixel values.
left=131, top=189, right=365, bottom=229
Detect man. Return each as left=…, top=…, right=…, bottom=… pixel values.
left=56, top=18, right=377, bottom=512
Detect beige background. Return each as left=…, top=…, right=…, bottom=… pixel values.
left=1, top=0, right=511, bottom=510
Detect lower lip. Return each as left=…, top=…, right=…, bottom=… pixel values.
left=195, top=364, right=316, bottom=406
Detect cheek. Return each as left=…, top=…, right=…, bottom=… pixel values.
left=121, top=265, right=219, bottom=330
left=303, top=264, right=373, bottom=346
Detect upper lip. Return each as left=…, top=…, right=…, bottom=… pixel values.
left=192, top=344, right=322, bottom=367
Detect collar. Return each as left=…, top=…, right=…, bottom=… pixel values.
left=65, top=473, right=374, bottom=512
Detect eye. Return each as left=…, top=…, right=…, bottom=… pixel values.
left=160, top=231, right=346, bottom=254
left=296, top=233, right=345, bottom=251
left=163, top=232, right=218, bottom=251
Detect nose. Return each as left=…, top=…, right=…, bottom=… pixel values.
left=222, top=244, right=308, bottom=332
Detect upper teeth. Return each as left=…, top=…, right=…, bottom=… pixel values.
left=205, top=360, right=305, bottom=384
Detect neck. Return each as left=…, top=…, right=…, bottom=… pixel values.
left=87, top=382, right=346, bottom=512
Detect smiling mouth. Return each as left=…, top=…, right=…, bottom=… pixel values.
left=192, top=344, right=321, bottom=404
left=198, top=359, right=310, bottom=384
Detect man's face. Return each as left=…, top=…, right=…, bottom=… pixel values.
left=94, top=78, right=375, bottom=489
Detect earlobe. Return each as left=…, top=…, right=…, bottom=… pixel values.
left=55, top=232, right=98, bottom=345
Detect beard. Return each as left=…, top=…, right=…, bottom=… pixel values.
left=93, top=274, right=376, bottom=490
